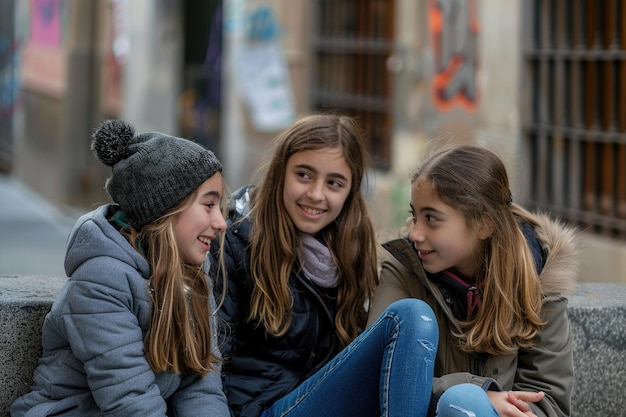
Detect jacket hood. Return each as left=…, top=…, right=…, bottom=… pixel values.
left=64, top=205, right=151, bottom=278
left=228, top=185, right=252, bottom=220
left=532, top=212, right=580, bottom=296
left=225, top=185, right=254, bottom=239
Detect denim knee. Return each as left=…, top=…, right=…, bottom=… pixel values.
left=436, top=383, right=497, bottom=417
left=384, top=299, right=438, bottom=338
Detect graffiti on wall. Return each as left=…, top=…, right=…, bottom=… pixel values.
left=429, top=0, right=479, bottom=112
left=0, top=36, right=20, bottom=115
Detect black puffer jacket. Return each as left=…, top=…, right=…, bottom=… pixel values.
left=212, top=186, right=339, bottom=417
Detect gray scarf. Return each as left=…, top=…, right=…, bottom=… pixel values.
left=298, top=233, right=340, bottom=288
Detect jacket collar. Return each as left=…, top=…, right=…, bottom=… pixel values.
left=381, top=238, right=426, bottom=282
left=382, top=238, right=462, bottom=326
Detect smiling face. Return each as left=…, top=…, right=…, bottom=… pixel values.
left=408, top=178, right=485, bottom=280
left=282, top=147, right=352, bottom=236
left=173, top=173, right=226, bottom=266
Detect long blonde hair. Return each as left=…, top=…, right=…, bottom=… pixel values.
left=412, top=145, right=545, bottom=355
left=123, top=191, right=222, bottom=375
left=248, top=114, right=378, bottom=347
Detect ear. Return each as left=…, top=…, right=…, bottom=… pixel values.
left=477, top=220, right=494, bottom=240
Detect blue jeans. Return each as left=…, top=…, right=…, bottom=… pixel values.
left=435, top=383, right=498, bottom=417
left=260, top=299, right=438, bottom=417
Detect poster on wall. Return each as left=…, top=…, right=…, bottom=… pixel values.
left=234, top=5, right=295, bottom=132
left=235, top=43, right=295, bottom=132
left=30, top=0, right=62, bottom=47
left=21, top=0, right=66, bottom=96
left=101, top=0, right=129, bottom=116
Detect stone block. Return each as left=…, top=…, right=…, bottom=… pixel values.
left=0, top=276, right=624, bottom=417
left=0, top=274, right=67, bottom=417
left=568, top=283, right=626, bottom=416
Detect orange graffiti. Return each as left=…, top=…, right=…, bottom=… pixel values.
left=429, top=0, right=479, bottom=112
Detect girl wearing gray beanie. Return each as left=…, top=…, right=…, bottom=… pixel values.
left=11, top=119, right=230, bottom=417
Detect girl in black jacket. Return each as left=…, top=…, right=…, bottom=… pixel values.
left=213, top=114, right=439, bottom=417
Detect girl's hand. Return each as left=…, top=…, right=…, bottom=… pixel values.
left=487, top=390, right=545, bottom=416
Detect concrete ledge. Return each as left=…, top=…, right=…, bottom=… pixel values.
left=0, top=276, right=624, bottom=417
left=567, top=283, right=626, bottom=416
left=0, top=274, right=68, bottom=417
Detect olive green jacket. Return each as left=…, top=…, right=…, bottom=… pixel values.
left=367, top=214, right=579, bottom=417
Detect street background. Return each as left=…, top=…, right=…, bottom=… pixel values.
left=0, top=174, right=84, bottom=276
left=0, top=0, right=624, bottom=282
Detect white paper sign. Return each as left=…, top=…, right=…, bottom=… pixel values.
left=235, top=42, right=295, bottom=131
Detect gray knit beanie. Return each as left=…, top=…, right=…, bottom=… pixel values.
left=91, top=119, right=222, bottom=229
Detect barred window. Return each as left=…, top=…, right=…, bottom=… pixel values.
left=522, top=0, right=626, bottom=238
left=311, top=0, right=395, bottom=170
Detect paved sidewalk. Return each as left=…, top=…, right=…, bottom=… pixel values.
left=0, top=174, right=85, bottom=276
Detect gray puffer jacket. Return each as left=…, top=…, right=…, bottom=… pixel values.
left=10, top=204, right=229, bottom=417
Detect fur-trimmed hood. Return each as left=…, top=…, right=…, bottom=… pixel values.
left=532, top=212, right=580, bottom=298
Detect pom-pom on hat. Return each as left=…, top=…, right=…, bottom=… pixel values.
left=91, top=119, right=222, bottom=229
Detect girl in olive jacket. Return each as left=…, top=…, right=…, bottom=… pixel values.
left=367, top=145, right=579, bottom=417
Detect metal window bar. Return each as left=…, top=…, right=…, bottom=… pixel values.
left=523, top=0, right=626, bottom=238
left=312, top=0, right=394, bottom=170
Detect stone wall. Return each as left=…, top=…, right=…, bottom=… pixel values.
left=1, top=275, right=624, bottom=417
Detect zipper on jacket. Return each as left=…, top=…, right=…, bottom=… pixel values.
left=297, top=272, right=338, bottom=374
left=307, top=351, right=317, bottom=369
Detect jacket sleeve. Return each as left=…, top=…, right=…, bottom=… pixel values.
left=58, top=262, right=169, bottom=417
left=430, top=298, right=573, bottom=417
left=515, top=297, right=573, bottom=417
left=170, top=371, right=229, bottom=417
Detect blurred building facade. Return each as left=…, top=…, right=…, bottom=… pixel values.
left=1, top=0, right=624, bottom=282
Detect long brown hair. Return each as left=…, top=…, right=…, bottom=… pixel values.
left=412, top=145, right=544, bottom=355
left=248, top=114, right=378, bottom=347
left=123, top=190, right=222, bottom=376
